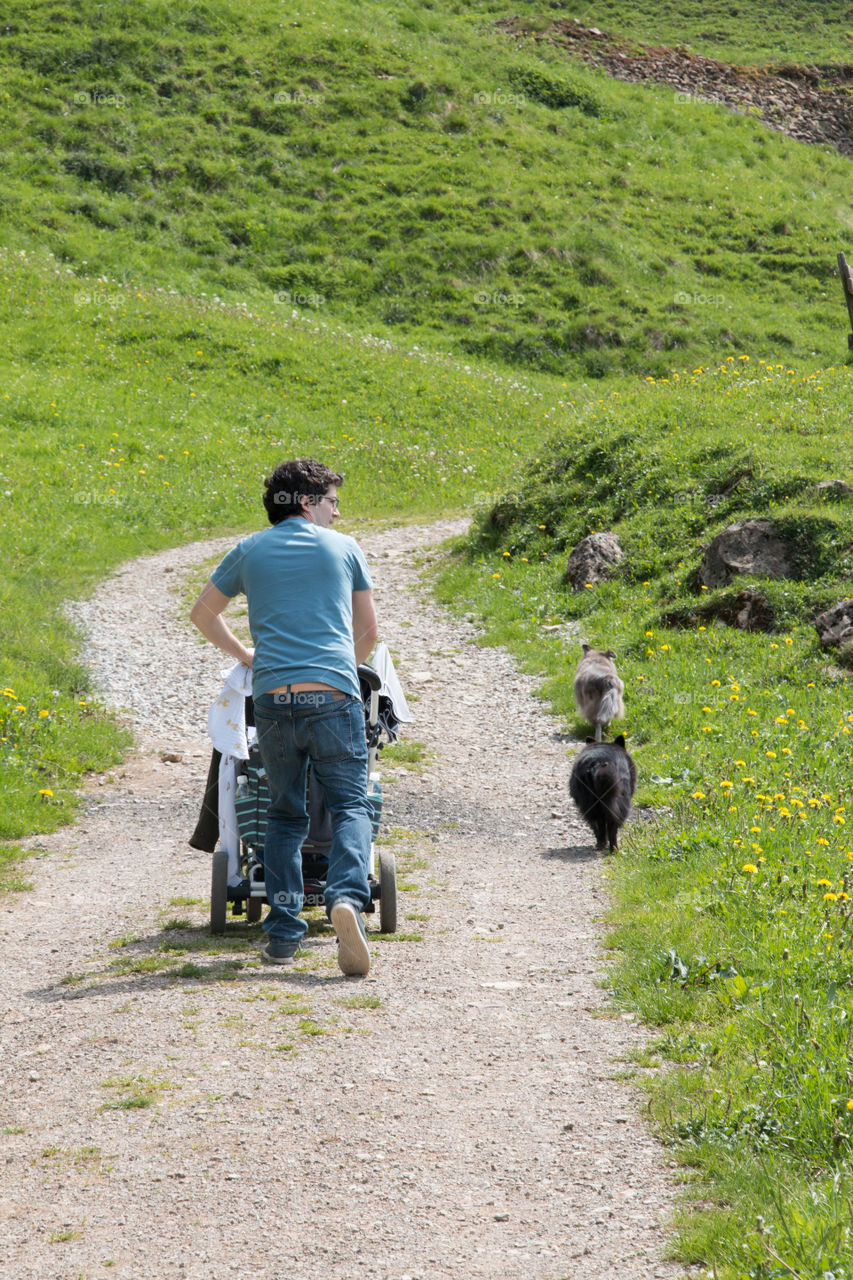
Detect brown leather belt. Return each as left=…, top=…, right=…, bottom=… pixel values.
left=266, top=683, right=346, bottom=699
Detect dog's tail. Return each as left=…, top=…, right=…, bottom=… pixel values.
left=595, top=687, right=624, bottom=737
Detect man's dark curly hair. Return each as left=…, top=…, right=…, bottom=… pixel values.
left=263, top=457, right=344, bottom=525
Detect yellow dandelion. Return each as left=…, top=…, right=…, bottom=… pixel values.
left=742, top=863, right=758, bottom=874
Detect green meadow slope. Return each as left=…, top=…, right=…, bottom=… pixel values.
left=3, top=0, right=853, bottom=379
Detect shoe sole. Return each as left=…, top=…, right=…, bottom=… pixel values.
left=261, top=949, right=297, bottom=966
left=331, top=903, right=370, bottom=976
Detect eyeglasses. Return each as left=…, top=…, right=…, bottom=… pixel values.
left=321, top=495, right=340, bottom=510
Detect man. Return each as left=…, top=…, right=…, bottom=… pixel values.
left=190, top=458, right=378, bottom=976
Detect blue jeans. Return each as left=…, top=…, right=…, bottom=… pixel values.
left=253, top=691, right=372, bottom=944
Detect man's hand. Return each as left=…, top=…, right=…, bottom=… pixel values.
left=190, top=580, right=254, bottom=667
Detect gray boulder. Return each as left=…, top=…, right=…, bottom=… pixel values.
left=699, top=520, right=791, bottom=588
left=564, top=532, right=624, bottom=591
left=814, top=599, right=853, bottom=650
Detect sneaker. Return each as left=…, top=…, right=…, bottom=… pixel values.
left=261, top=939, right=300, bottom=965
left=330, top=902, right=370, bottom=977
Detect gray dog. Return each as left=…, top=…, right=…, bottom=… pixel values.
left=573, top=644, right=625, bottom=742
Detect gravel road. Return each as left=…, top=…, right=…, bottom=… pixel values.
left=0, top=518, right=686, bottom=1280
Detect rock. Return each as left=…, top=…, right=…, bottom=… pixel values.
left=814, top=598, right=853, bottom=650
left=814, top=480, right=853, bottom=501
left=563, top=532, right=624, bottom=590
left=699, top=520, right=790, bottom=588
left=733, top=588, right=775, bottom=632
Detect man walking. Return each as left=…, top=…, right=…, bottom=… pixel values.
left=190, top=458, right=378, bottom=976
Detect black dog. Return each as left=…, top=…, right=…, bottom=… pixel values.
left=569, top=734, right=637, bottom=853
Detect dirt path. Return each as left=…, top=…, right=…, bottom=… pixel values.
left=0, top=519, right=683, bottom=1280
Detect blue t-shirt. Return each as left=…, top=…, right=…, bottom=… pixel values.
left=211, top=519, right=373, bottom=699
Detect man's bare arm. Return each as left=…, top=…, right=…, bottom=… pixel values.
left=352, top=589, right=378, bottom=666
left=189, top=579, right=254, bottom=666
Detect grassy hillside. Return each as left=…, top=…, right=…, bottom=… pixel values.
left=2, top=0, right=853, bottom=379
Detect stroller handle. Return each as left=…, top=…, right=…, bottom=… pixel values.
left=358, top=663, right=381, bottom=743
left=357, top=663, right=382, bottom=693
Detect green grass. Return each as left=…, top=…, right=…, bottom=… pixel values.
left=380, top=739, right=430, bottom=769
left=99, top=1074, right=174, bottom=1110
left=2, top=0, right=853, bottom=385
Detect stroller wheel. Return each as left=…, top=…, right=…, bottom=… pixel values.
left=378, top=849, right=397, bottom=934
left=246, top=895, right=263, bottom=924
left=210, top=849, right=228, bottom=935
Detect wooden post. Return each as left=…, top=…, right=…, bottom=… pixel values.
left=838, top=251, right=853, bottom=350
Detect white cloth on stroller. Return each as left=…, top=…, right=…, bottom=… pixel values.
left=207, top=662, right=254, bottom=887
left=371, top=641, right=413, bottom=726
left=208, top=661, right=253, bottom=760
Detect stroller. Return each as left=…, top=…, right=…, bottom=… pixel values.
left=191, top=654, right=406, bottom=936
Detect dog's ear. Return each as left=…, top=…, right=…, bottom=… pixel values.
left=613, top=734, right=626, bottom=748
left=581, top=643, right=591, bottom=655
left=604, top=649, right=617, bottom=659
left=585, top=737, right=595, bottom=745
